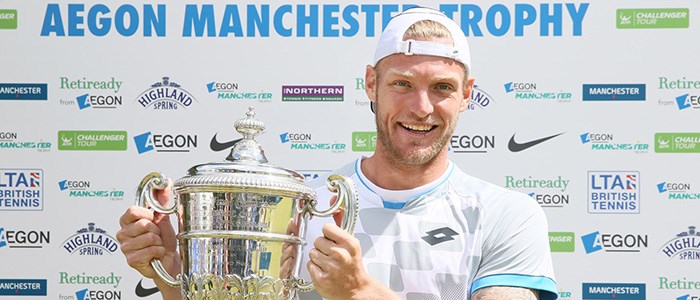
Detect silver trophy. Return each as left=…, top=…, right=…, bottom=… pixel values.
left=136, top=107, right=358, bottom=299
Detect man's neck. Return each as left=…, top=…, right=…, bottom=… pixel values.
left=361, top=150, right=450, bottom=190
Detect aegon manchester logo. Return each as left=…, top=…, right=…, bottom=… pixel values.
left=133, top=132, right=198, bottom=154
left=0, top=83, right=48, bottom=101
left=280, top=132, right=345, bottom=153
left=582, top=84, right=645, bottom=101
left=660, top=226, right=700, bottom=260
left=207, top=81, right=273, bottom=103
left=135, top=77, right=196, bottom=110
left=61, top=222, right=119, bottom=256
left=504, top=82, right=572, bottom=102
left=0, top=169, right=43, bottom=211
left=58, top=179, right=125, bottom=201
left=58, top=76, right=124, bottom=110
left=580, top=132, right=649, bottom=153
left=588, top=171, right=639, bottom=214
left=0, top=131, right=51, bottom=152
left=658, top=181, right=698, bottom=200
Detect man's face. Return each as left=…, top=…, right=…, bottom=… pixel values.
left=366, top=41, right=474, bottom=166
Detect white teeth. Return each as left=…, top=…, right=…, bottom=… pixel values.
left=403, top=124, right=432, bottom=132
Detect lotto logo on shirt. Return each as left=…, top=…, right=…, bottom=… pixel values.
left=581, top=283, right=645, bottom=299
left=588, top=171, right=639, bottom=214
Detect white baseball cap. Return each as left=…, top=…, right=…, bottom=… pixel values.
left=373, top=7, right=471, bottom=72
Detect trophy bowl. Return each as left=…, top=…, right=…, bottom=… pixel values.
left=135, top=107, right=358, bottom=300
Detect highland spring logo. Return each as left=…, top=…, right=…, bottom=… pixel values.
left=135, top=77, right=196, bottom=110
left=660, top=226, right=700, bottom=260
left=61, top=223, right=119, bottom=256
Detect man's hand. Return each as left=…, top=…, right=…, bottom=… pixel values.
left=307, top=223, right=399, bottom=300
left=116, top=184, right=182, bottom=300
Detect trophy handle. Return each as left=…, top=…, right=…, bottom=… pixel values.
left=135, top=172, right=182, bottom=287
left=297, top=173, right=359, bottom=292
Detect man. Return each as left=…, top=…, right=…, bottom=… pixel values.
left=117, top=6, right=557, bottom=300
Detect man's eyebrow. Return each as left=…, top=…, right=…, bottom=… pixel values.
left=384, top=68, right=415, bottom=78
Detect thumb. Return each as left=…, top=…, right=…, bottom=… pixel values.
left=152, top=178, right=178, bottom=252
left=329, top=195, right=344, bottom=227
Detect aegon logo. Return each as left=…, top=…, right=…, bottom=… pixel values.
left=580, top=231, right=648, bottom=254
left=135, top=77, right=196, bottom=110
left=0, top=227, right=50, bottom=249
left=58, top=77, right=124, bottom=110
left=675, top=94, right=700, bottom=111
left=580, top=132, right=649, bottom=153
left=206, top=81, right=273, bottom=102
left=279, top=132, right=345, bottom=152
left=70, top=288, right=122, bottom=300
left=588, top=171, right=639, bottom=214
left=450, top=135, right=495, bottom=153
left=133, top=132, right=197, bottom=154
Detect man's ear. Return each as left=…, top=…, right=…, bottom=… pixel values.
left=365, top=65, right=377, bottom=104
left=460, top=77, right=476, bottom=112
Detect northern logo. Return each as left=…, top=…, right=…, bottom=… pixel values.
left=450, top=134, right=495, bottom=154
left=58, top=179, right=124, bottom=200
left=580, top=132, right=649, bottom=153
left=281, top=85, right=343, bottom=102
left=0, top=227, right=50, bottom=249
left=0, top=131, right=51, bottom=151
left=135, top=77, right=197, bottom=110
left=660, top=226, right=700, bottom=260
left=581, top=84, right=645, bottom=101
left=133, top=132, right=198, bottom=154
left=580, top=231, right=648, bottom=254
left=504, top=81, right=572, bottom=102
left=0, top=83, right=48, bottom=100
left=61, top=222, right=119, bottom=256
left=0, top=169, right=43, bottom=211
left=207, top=81, right=272, bottom=103
left=588, top=171, right=639, bottom=214
left=508, top=132, right=564, bottom=152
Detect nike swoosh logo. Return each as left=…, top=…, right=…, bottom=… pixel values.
left=135, top=279, right=160, bottom=297
left=508, top=133, right=564, bottom=152
left=210, top=133, right=242, bottom=152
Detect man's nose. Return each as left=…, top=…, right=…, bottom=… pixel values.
left=410, top=88, right=434, bottom=118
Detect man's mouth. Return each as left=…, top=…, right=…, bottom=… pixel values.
left=401, top=123, right=435, bottom=132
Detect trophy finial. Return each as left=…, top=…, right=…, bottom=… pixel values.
left=227, top=107, right=268, bottom=163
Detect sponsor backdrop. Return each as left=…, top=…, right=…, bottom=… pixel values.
left=1, top=0, right=698, bottom=299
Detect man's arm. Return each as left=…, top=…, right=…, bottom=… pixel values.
left=471, top=286, right=539, bottom=300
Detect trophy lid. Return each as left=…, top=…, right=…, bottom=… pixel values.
left=172, top=107, right=315, bottom=198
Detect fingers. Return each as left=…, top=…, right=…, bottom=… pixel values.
left=119, top=206, right=154, bottom=228
left=153, top=178, right=173, bottom=207
left=319, top=223, right=358, bottom=255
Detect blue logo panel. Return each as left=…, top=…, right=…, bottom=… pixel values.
left=0, top=84, right=48, bottom=100
left=582, top=283, right=645, bottom=299
left=582, top=84, right=646, bottom=101
left=0, top=279, right=48, bottom=296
